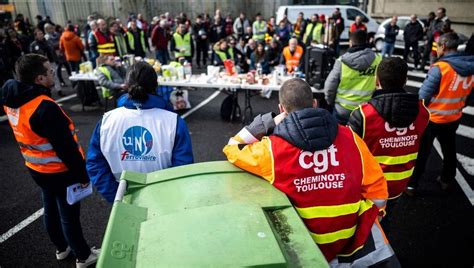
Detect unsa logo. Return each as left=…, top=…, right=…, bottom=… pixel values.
left=299, top=144, right=340, bottom=173
left=385, top=122, right=415, bottom=136
left=122, top=126, right=153, bottom=156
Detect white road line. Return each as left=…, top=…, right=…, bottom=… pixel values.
left=0, top=208, right=44, bottom=243
left=407, top=70, right=427, bottom=79
left=463, top=106, right=474, bottom=116
left=433, top=139, right=474, bottom=206
left=406, top=80, right=423, bottom=89
left=457, top=124, right=474, bottom=139
left=0, top=93, right=78, bottom=123
left=181, top=90, right=221, bottom=119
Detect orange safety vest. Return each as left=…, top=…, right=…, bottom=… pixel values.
left=282, top=45, right=303, bottom=73
left=269, top=125, right=379, bottom=261
left=3, top=95, right=84, bottom=173
left=428, top=61, right=473, bottom=123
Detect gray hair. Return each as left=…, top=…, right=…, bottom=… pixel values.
left=438, top=32, right=459, bottom=50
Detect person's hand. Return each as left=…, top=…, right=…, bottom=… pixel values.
left=180, top=48, right=186, bottom=53
left=120, top=83, right=128, bottom=90
left=274, top=112, right=287, bottom=125
left=80, top=182, right=90, bottom=188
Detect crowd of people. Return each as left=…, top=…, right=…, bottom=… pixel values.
left=1, top=5, right=473, bottom=268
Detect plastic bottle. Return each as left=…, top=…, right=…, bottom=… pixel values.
left=256, top=63, right=262, bottom=78
left=183, top=61, right=192, bottom=78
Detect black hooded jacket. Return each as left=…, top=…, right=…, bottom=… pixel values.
left=348, top=89, right=420, bottom=138
left=1, top=79, right=89, bottom=189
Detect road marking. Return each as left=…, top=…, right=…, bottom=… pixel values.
left=457, top=124, right=474, bottom=139
left=433, top=139, right=474, bottom=206
left=181, top=90, right=221, bottom=119
left=464, top=106, right=474, bottom=116
left=0, top=208, right=44, bottom=243
left=406, top=80, right=423, bottom=89
left=0, top=93, right=78, bottom=123
left=407, top=70, right=427, bottom=79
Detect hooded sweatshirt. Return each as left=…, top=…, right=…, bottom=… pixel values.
left=59, top=30, right=84, bottom=61
left=1, top=80, right=89, bottom=190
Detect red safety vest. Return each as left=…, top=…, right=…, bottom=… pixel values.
left=282, top=45, right=303, bottom=73
left=428, top=61, right=473, bottom=123
left=94, top=30, right=116, bottom=55
left=269, top=126, right=379, bottom=261
left=3, top=95, right=84, bottom=173
left=360, top=101, right=429, bottom=199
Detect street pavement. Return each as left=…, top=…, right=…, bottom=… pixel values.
left=0, top=59, right=473, bottom=267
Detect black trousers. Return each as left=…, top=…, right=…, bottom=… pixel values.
left=196, top=41, right=208, bottom=66
left=403, top=41, right=420, bottom=67
left=409, top=119, right=460, bottom=188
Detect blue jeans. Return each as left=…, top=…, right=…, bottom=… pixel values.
left=42, top=187, right=90, bottom=259
left=382, top=42, right=395, bottom=57
left=155, top=49, right=170, bottom=64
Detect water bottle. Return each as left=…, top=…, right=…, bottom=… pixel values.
left=183, top=61, right=192, bottom=79
left=256, top=63, right=262, bottom=78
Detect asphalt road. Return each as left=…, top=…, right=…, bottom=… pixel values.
left=1, top=60, right=473, bottom=267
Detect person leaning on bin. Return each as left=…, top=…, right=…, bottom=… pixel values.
left=406, top=32, right=474, bottom=196
left=0, top=54, right=99, bottom=267
left=347, top=57, right=430, bottom=234
left=324, top=30, right=382, bottom=125
left=223, top=78, right=400, bottom=267
left=86, top=62, right=194, bottom=203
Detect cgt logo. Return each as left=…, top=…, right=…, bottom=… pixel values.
left=299, top=145, right=340, bottom=173
left=122, top=126, right=153, bottom=158
left=385, top=122, right=415, bottom=136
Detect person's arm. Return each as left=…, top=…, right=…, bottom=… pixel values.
left=324, top=59, right=342, bottom=106
left=86, top=119, right=118, bottom=203
left=190, top=36, right=194, bottom=57
left=419, top=65, right=441, bottom=106
left=171, top=117, right=194, bottom=167
left=353, top=133, right=388, bottom=209
left=30, top=100, right=89, bottom=184
left=223, top=112, right=278, bottom=182
left=252, top=22, right=258, bottom=36
left=88, top=32, right=97, bottom=51
left=347, top=106, right=364, bottom=138
left=233, top=19, right=239, bottom=34
left=170, top=35, right=178, bottom=52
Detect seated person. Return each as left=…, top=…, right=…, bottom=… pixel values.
left=212, top=39, right=233, bottom=66
left=250, top=41, right=270, bottom=74
left=266, top=38, right=281, bottom=69
left=223, top=78, right=400, bottom=267
left=86, top=62, right=194, bottom=202
left=96, top=55, right=127, bottom=99
left=280, top=38, right=304, bottom=73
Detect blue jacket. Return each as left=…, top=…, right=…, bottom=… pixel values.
left=419, top=52, right=474, bottom=105
left=86, top=94, right=194, bottom=202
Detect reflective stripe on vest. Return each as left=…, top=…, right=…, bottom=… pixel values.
left=283, top=46, right=303, bottom=72
left=428, top=61, right=473, bottom=123
left=270, top=126, right=379, bottom=261
left=98, top=66, right=113, bottom=98
left=360, top=101, right=429, bottom=199
left=114, top=34, right=128, bottom=57
left=94, top=31, right=116, bottom=54
left=126, top=31, right=146, bottom=53
left=303, top=23, right=323, bottom=44
left=173, top=32, right=191, bottom=57
left=253, top=21, right=266, bottom=40
left=3, top=95, right=84, bottom=173
left=336, top=55, right=381, bottom=111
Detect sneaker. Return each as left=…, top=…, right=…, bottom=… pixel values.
left=56, top=246, right=71, bottom=260
left=404, top=186, right=416, bottom=197
left=76, top=247, right=100, bottom=268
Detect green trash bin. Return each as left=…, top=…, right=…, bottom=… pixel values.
left=97, top=161, right=329, bottom=267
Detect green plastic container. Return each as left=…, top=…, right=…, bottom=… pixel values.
left=97, top=161, right=328, bottom=267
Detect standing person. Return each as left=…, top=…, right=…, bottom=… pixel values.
left=86, top=20, right=98, bottom=67
left=403, top=15, right=424, bottom=70
left=252, top=13, right=267, bottom=43
left=276, top=20, right=291, bottom=46
left=324, top=30, right=382, bottom=125
left=233, top=12, right=250, bottom=40
left=209, top=15, right=225, bottom=45
left=60, top=24, right=84, bottom=72
left=36, top=15, right=47, bottom=33
left=224, top=15, right=234, bottom=37
left=30, top=28, right=57, bottom=63
left=429, top=21, right=453, bottom=66
left=126, top=19, right=149, bottom=58
left=223, top=78, right=399, bottom=267
left=243, top=26, right=253, bottom=43
left=5, top=27, right=29, bottom=66
left=350, top=16, right=367, bottom=33
left=110, top=21, right=128, bottom=58
left=45, top=23, right=71, bottom=88
left=192, top=15, right=209, bottom=68
left=1, top=54, right=100, bottom=267
left=303, top=14, right=325, bottom=46
left=406, top=32, right=474, bottom=196
left=137, top=14, right=148, bottom=33
left=421, top=8, right=451, bottom=70
left=281, top=38, right=304, bottom=74
left=293, top=12, right=307, bottom=42
left=87, top=62, right=193, bottom=202
left=332, top=8, right=345, bottom=57
left=171, top=22, right=194, bottom=63
left=266, top=39, right=281, bottom=69
left=267, top=16, right=276, bottom=37
left=381, top=16, right=399, bottom=57
left=151, top=19, right=171, bottom=64
left=348, top=57, right=430, bottom=233
left=91, top=19, right=116, bottom=56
